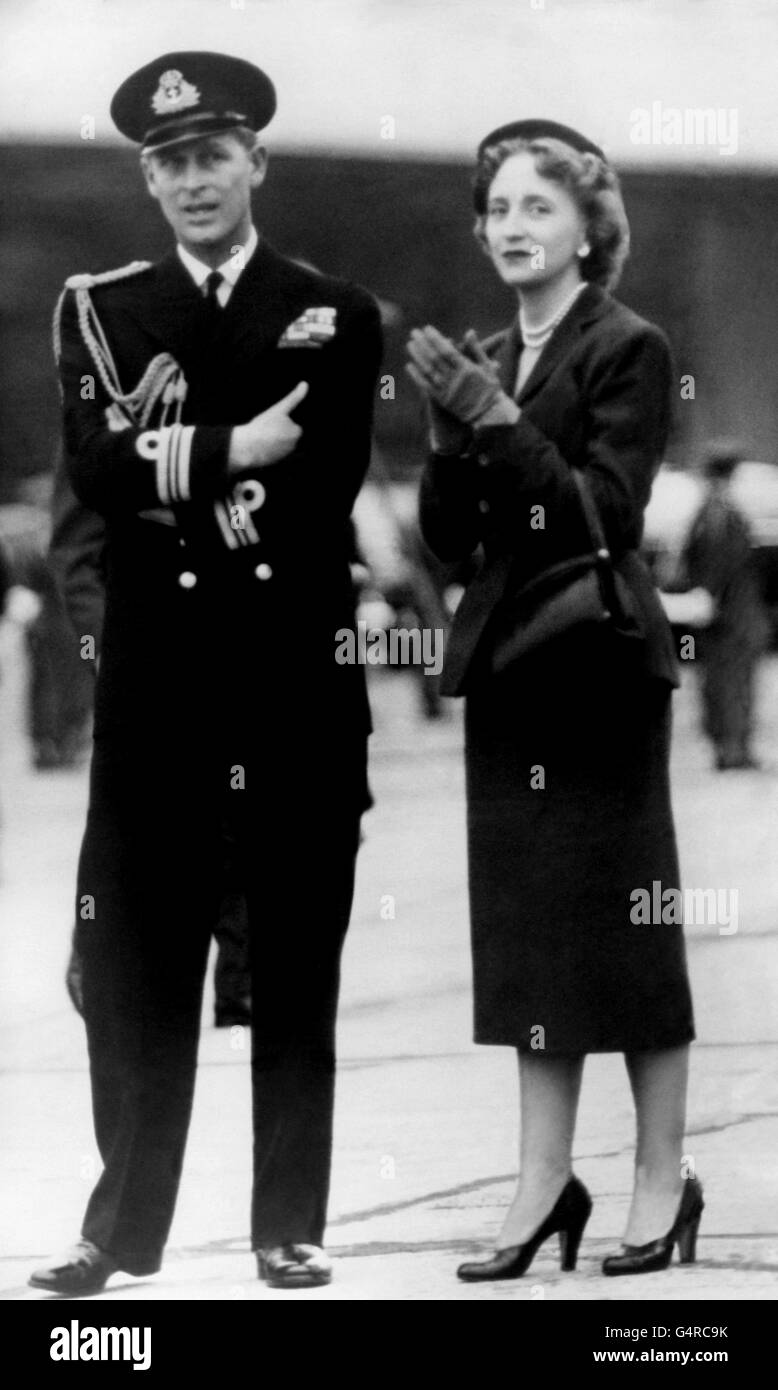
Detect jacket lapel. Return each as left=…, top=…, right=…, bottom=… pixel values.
left=516, top=283, right=609, bottom=405
left=490, top=321, right=521, bottom=394
left=226, top=239, right=309, bottom=356
left=136, top=242, right=302, bottom=360
left=122, top=252, right=206, bottom=363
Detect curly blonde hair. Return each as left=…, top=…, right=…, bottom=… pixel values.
left=472, top=137, right=630, bottom=290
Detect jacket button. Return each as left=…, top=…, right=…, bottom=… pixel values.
left=178, top=571, right=197, bottom=589
left=478, top=499, right=490, bottom=514
left=254, top=563, right=273, bottom=581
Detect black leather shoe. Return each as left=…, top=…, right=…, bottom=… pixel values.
left=602, top=1176, right=704, bottom=1276
left=29, top=1239, right=118, bottom=1295
left=256, top=1244, right=332, bottom=1288
left=457, top=1175, right=593, bottom=1282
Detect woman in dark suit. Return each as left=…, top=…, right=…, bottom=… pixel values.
left=407, top=120, right=701, bottom=1280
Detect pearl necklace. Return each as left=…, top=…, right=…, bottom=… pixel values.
left=519, top=282, right=587, bottom=350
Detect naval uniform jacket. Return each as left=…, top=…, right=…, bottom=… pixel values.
left=55, top=241, right=383, bottom=765
left=419, top=283, right=679, bottom=696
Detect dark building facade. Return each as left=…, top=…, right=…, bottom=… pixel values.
left=1, top=143, right=777, bottom=493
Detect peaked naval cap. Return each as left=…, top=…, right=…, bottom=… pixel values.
left=474, top=119, right=607, bottom=213
left=110, top=51, right=276, bottom=153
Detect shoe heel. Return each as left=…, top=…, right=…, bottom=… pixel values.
left=677, top=1213, right=701, bottom=1264
left=558, top=1206, right=591, bottom=1272
left=558, top=1228, right=577, bottom=1271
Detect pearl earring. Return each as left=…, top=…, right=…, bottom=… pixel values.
left=577, top=243, right=591, bottom=258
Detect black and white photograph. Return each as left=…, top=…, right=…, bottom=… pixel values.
left=0, top=0, right=776, bottom=1344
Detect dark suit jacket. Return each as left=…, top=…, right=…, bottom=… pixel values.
left=419, top=283, right=679, bottom=695
left=56, top=239, right=383, bottom=742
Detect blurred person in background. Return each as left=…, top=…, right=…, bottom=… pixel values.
left=679, top=442, right=770, bottom=770
left=408, top=119, right=699, bottom=1282
left=0, top=476, right=92, bottom=770
left=353, top=462, right=448, bottom=720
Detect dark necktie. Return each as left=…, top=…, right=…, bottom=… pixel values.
left=202, top=271, right=224, bottom=330
left=205, top=270, right=223, bottom=302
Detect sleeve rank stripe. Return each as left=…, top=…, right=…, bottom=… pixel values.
left=152, top=432, right=170, bottom=505
left=168, top=424, right=180, bottom=502
left=141, top=424, right=194, bottom=505
left=177, top=425, right=193, bottom=502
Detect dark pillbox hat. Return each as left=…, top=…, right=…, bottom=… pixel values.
left=110, top=51, right=276, bottom=152
left=474, top=118, right=607, bottom=212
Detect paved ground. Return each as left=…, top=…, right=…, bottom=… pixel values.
left=1, top=619, right=777, bottom=1302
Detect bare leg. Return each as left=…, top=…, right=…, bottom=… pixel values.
left=497, top=1052, right=585, bottom=1249
left=622, top=1045, right=690, bottom=1246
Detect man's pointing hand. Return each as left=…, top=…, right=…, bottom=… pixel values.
left=229, top=381, right=309, bottom=472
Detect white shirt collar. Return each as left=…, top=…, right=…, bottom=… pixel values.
left=176, top=224, right=259, bottom=289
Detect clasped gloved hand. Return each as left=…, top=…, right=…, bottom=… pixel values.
left=406, top=325, right=503, bottom=423
left=406, top=325, right=519, bottom=454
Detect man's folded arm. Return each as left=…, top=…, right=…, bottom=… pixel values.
left=58, top=289, right=232, bottom=517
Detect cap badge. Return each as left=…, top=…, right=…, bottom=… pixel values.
left=151, top=69, right=201, bottom=115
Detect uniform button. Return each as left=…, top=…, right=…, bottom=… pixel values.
left=254, top=563, right=273, bottom=581
left=178, top=570, right=197, bottom=589
left=478, top=499, right=490, bottom=514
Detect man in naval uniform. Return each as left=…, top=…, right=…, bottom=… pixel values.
left=30, top=51, right=382, bottom=1294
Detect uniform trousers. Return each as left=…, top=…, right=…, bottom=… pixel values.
left=75, top=723, right=364, bottom=1274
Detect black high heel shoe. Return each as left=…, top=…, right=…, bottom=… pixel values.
left=602, top=1176, right=704, bottom=1276
left=457, top=1175, right=592, bottom=1282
